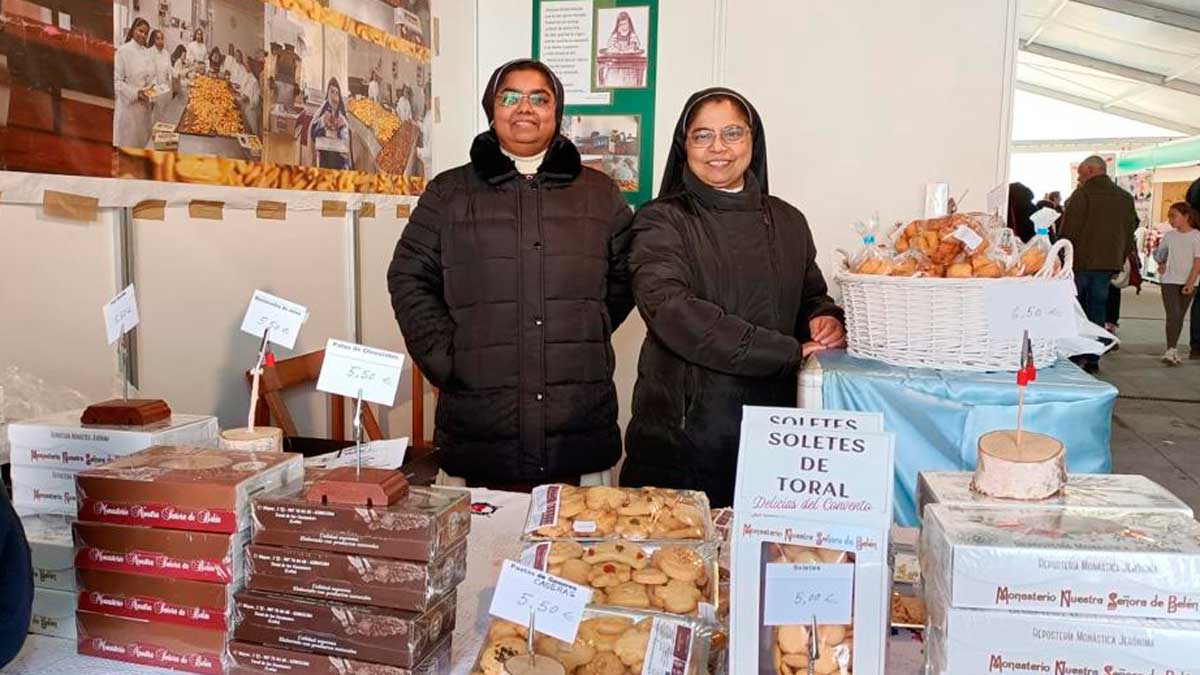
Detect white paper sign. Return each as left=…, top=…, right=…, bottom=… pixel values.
left=538, top=0, right=611, bottom=105
left=240, top=290, right=308, bottom=350
left=924, top=183, right=949, bottom=218
left=523, top=484, right=563, bottom=533
left=488, top=560, right=592, bottom=643
left=984, top=280, right=1076, bottom=339
left=102, top=284, right=140, bottom=345
left=315, top=339, right=404, bottom=406
left=305, top=438, right=409, bottom=471
left=740, top=407, right=883, bottom=433
left=952, top=224, right=984, bottom=251
left=763, top=562, right=855, bottom=625
left=987, top=183, right=1008, bottom=217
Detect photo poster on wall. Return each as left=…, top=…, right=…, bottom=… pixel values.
left=533, top=0, right=657, bottom=207
left=0, top=0, right=432, bottom=202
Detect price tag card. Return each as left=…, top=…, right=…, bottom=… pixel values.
left=240, top=290, right=308, bottom=350
left=315, top=339, right=405, bottom=406
left=103, top=284, right=140, bottom=345
left=951, top=224, right=984, bottom=251
left=305, top=437, right=408, bottom=471
left=488, top=560, right=592, bottom=643
left=987, top=182, right=1008, bottom=217
left=763, top=562, right=854, bottom=626
left=984, top=279, right=1076, bottom=339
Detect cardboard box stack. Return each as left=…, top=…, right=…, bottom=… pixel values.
left=919, top=472, right=1200, bottom=674
left=19, top=509, right=78, bottom=639
left=229, top=473, right=472, bottom=675
left=7, top=410, right=218, bottom=513
left=71, top=446, right=303, bottom=674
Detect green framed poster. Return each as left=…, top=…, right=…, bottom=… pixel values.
left=533, top=0, right=659, bottom=207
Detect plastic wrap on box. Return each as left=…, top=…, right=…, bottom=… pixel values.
left=925, top=579, right=1200, bottom=675
left=922, top=504, right=1200, bottom=620
left=77, top=568, right=239, bottom=631
left=74, top=520, right=249, bottom=584
left=522, top=484, right=715, bottom=542
left=227, top=634, right=452, bottom=675
left=76, top=445, right=303, bottom=534
left=11, top=465, right=78, bottom=513
left=245, top=539, right=467, bottom=612
left=76, top=610, right=227, bottom=675
left=471, top=608, right=712, bottom=675
left=251, top=483, right=471, bottom=562
left=7, top=410, right=218, bottom=470
left=18, top=509, right=76, bottom=590
left=519, top=539, right=720, bottom=621
left=30, top=586, right=77, bottom=639
left=916, top=472, right=1194, bottom=520
left=233, top=588, right=456, bottom=668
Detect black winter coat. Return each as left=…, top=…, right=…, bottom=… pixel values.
left=387, top=132, right=634, bottom=484
left=620, top=171, right=842, bottom=507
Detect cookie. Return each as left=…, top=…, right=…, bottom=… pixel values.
left=606, top=581, right=651, bottom=609
left=654, top=578, right=703, bottom=614
left=671, top=503, right=705, bottom=527
left=478, top=636, right=527, bottom=675
left=584, top=542, right=649, bottom=570
left=631, top=567, right=668, bottom=585
left=777, top=625, right=809, bottom=654
left=818, top=624, right=847, bottom=646
left=534, top=634, right=596, bottom=671
left=782, top=652, right=810, bottom=669
left=616, top=499, right=654, bottom=516
left=783, top=546, right=821, bottom=564
left=576, top=651, right=625, bottom=675
left=547, top=540, right=584, bottom=565
left=558, top=558, right=592, bottom=585
left=584, top=486, right=626, bottom=511
left=614, top=515, right=652, bottom=539
left=813, top=649, right=839, bottom=675
left=664, top=526, right=705, bottom=539
left=579, top=616, right=633, bottom=652
left=487, top=621, right=526, bottom=642
left=613, top=622, right=651, bottom=666
left=587, top=562, right=632, bottom=588
left=536, top=522, right=572, bottom=538
left=652, top=545, right=704, bottom=582
left=573, top=509, right=617, bottom=536
left=559, top=493, right=587, bottom=519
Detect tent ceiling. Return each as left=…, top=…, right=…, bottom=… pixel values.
left=1018, top=0, right=1200, bottom=134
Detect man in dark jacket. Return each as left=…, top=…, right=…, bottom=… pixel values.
left=0, top=490, right=32, bottom=667
left=387, top=59, right=634, bottom=489
left=1060, top=155, right=1138, bottom=373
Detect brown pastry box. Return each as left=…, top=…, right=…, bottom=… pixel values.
left=77, top=568, right=238, bottom=631
left=76, top=609, right=226, bottom=675
left=233, top=588, right=456, bottom=668
left=74, top=520, right=249, bottom=584
left=76, top=445, right=303, bottom=534
left=227, top=634, right=452, bottom=675
left=251, top=483, right=471, bottom=562
left=244, top=539, right=467, bottom=612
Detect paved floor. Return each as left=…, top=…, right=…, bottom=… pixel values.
left=1098, top=285, right=1200, bottom=511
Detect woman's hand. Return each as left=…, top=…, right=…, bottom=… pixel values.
left=809, top=315, right=846, bottom=349
left=1185, top=283, right=1196, bottom=296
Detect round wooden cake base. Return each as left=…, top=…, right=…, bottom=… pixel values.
left=219, top=427, right=283, bottom=453
left=971, top=429, right=1066, bottom=501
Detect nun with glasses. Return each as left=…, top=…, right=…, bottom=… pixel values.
left=621, top=87, right=846, bottom=507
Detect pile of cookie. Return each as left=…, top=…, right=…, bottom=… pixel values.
left=522, top=540, right=717, bottom=617
left=526, top=485, right=713, bottom=541
left=766, top=544, right=856, bottom=675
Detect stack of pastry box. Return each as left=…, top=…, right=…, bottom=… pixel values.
left=229, top=469, right=473, bottom=675
left=464, top=484, right=722, bottom=675
left=70, top=445, right=302, bottom=674
left=919, top=472, right=1200, bottom=674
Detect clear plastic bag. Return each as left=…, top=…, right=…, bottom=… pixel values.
left=849, top=215, right=893, bottom=275
left=1014, top=207, right=1062, bottom=277
left=523, top=485, right=715, bottom=543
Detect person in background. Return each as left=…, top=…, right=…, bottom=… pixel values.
left=1059, top=155, right=1138, bottom=374
left=368, top=68, right=381, bottom=102
left=395, top=84, right=413, bottom=122
left=148, top=30, right=172, bottom=91
left=1007, top=182, right=1038, bottom=243
left=1104, top=248, right=1142, bottom=346
left=208, top=47, right=224, bottom=76
left=185, top=28, right=207, bottom=68
left=387, top=59, right=633, bottom=491
left=1154, top=202, right=1200, bottom=365
left=0, top=487, right=32, bottom=667
left=1188, top=177, right=1200, bottom=359
left=310, top=78, right=351, bottom=170
left=620, top=88, right=845, bottom=508
left=114, top=18, right=154, bottom=149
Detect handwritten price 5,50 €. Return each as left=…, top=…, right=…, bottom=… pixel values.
left=516, top=592, right=578, bottom=623
left=256, top=316, right=292, bottom=336
left=345, top=366, right=394, bottom=385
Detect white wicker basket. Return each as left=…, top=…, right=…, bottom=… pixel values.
left=834, top=239, right=1074, bottom=372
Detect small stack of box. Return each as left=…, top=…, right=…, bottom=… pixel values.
left=228, top=473, right=472, bottom=675
left=7, top=410, right=218, bottom=513
left=72, top=445, right=303, bottom=674
left=20, top=509, right=77, bottom=640
left=919, top=473, right=1200, bottom=674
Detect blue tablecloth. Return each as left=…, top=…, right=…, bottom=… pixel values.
left=815, top=350, right=1117, bottom=526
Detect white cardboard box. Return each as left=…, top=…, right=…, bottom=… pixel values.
left=18, top=510, right=75, bottom=591
left=917, top=472, right=1194, bottom=520
left=926, top=582, right=1200, bottom=675
left=29, top=587, right=77, bottom=640
left=11, top=465, right=78, bottom=514
left=922, top=504, right=1200, bottom=621
left=7, top=410, right=218, bottom=471
left=731, top=407, right=895, bottom=675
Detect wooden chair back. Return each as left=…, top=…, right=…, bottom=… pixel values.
left=248, top=349, right=383, bottom=441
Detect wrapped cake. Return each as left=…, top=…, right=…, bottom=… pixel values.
left=917, top=472, right=1193, bottom=519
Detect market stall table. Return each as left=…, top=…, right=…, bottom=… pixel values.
left=798, top=349, right=1118, bottom=526
left=1, top=488, right=925, bottom=674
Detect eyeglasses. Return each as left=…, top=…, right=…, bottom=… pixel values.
left=496, top=89, right=554, bottom=109
left=687, top=125, right=749, bottom=148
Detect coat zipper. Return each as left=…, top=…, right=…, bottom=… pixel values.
left=515, top=180, right=526, bottom=473
left=533, top=175, right=548, bottom=474
left=680, top=365, right=697, bottom=430
left=763, top=198, right=781, bottom=326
